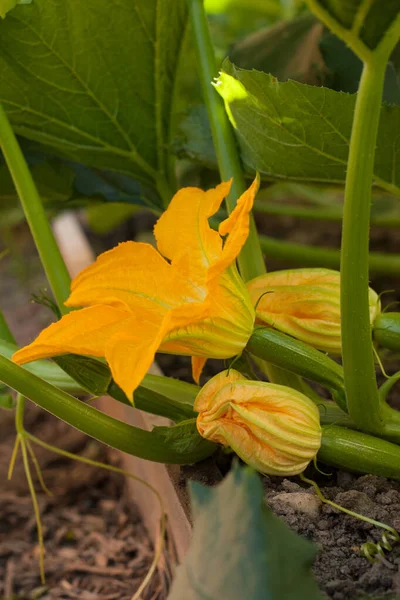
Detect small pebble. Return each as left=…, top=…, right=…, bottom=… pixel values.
left=269, top=492, right=321, bottom=519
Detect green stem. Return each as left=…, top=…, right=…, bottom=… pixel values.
left=254, top=200, right=400, bottom=228
left=187, top=0, right=264, bottom=282
left=15, top=393, right=25, bottom=434
left=0, top=308, right=16, bottom=345
left=246, top=327, right=347, bottom=411
left=0, top=354, right=216, bottom=464
left=259, top=235, right=400, bottom=276
left=340, top=60, right=386, bottom=434
left=319, top=425, right=400, bottom=480
left=0, top=104, right=71, bottom=313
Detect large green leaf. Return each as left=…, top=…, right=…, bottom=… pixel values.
left=168, top=464, right=323, bottom=600
left=213, top=59, right=400, bottom=196
left=0, top=155, right=75, bottom=228
left=308, top=0, right=400, bottom=52
left=0, top=0, right=187, bottom=195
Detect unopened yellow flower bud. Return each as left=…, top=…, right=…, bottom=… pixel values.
left=194, top=370, right=321, bottom=476
left=247, top=268, right=380, bottom=354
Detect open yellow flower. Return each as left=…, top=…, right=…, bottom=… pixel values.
left=13, top=178, right=259, bottom=400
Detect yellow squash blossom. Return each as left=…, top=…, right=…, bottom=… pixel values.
left=247, top=268, right=380, bottom=354
left=13, top=178, right=259, bottom=400
left=195, top=369, right=321, bottom=476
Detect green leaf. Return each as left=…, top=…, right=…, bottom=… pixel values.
left=49, top=350, right=197, bottom=421
left=70, top=164, right=161, bottom=209
left=168, top=464, right=323, bottom=600
left=0, top=392, right=15, bottom=409
left=153, top=419, right=215, bottom=455
left=0, top=0, right=31, bottom=19
left=85, top=203, right=139, bottom=234
left=213, top=59, right=400, bottom=196
left=230, top=14, right=326, bottom=85
left=174, top=105, right=217, bottom=167
left=307, top=0, right=400, bottom=60
left=0, top=155, right=75, bottom=227
left=52, top=354, right=112, bottom=396
left=320, top=32, right=400, bottom=104
left=0, top=0, right=188, bottom=194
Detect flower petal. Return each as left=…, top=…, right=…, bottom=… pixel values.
left=191, top=356, right=207, bottom=384
left=154, top=181, right=232, bottom=286
left=66, top=242, right=199, bottom=312
left=12, top=305, right=133, bottom=364
left=105, top=316, right=171, bottom=401
left=208, top=175, right=260, bottom=283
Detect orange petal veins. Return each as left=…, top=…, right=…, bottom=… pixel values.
left=12, top=306, right=134, bottom=364
left=66, top=242, right=197, bottom=312
left=208, top=175, right=260, bottom=283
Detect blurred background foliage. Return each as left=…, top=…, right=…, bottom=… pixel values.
left=0, top=0, right=398, bottom=242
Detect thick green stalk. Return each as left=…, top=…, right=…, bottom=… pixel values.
left=0, top=104, right=70, bottom=313
left=259, top=235, right=400, bottom=276
left=187, top=0, right=264, bottom=282
left=319, top=425, right=400, bottom=480
left=0, top=354, right=216, bottom=464
left=246, top=328, right=347, bottom=411
left=340, top=60, right=386, bottom=434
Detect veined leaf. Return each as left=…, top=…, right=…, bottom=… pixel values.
left=0, top=0, right=187, bottom=197
left=307, top=0, right=400, bottom=59
left=168, top=464, right=323, bottom=600
left=153, top=419, right=215, bottom=455
left=214, top=59, right=400, bottom=196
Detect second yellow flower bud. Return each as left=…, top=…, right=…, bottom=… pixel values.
left=247, top=268, right=380, bottom=354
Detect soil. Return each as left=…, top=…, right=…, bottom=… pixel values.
left=0, top=234, right=171, bottom=600
left=2, top=207, right=400, bottom=599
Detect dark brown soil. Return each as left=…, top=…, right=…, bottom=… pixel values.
left=0, top=409, right=171, bottom=600
left=266, top=473, right=400, bottom=600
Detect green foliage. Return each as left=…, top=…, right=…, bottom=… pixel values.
left=153, top=419, right=215, bottom=455
left=0, top=157, right=75, bottom=228
left=52, top=354, right=112, bottom=396
left=311, top=0, right=400, bottom=51
left=0, top=392, right=15, bottom=409
left=212, top=59, right=400, bottom=196
left=0, top=0, right=31, bottom=19
left=320, top=33, right=400, bottom=104
left=85, top=203, right=139, bottom=234
left=0, top=0, right=188, bottom=204
left=70, top=164, right=161, bottom=208
left=168, top=464, right=323, bottom=600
